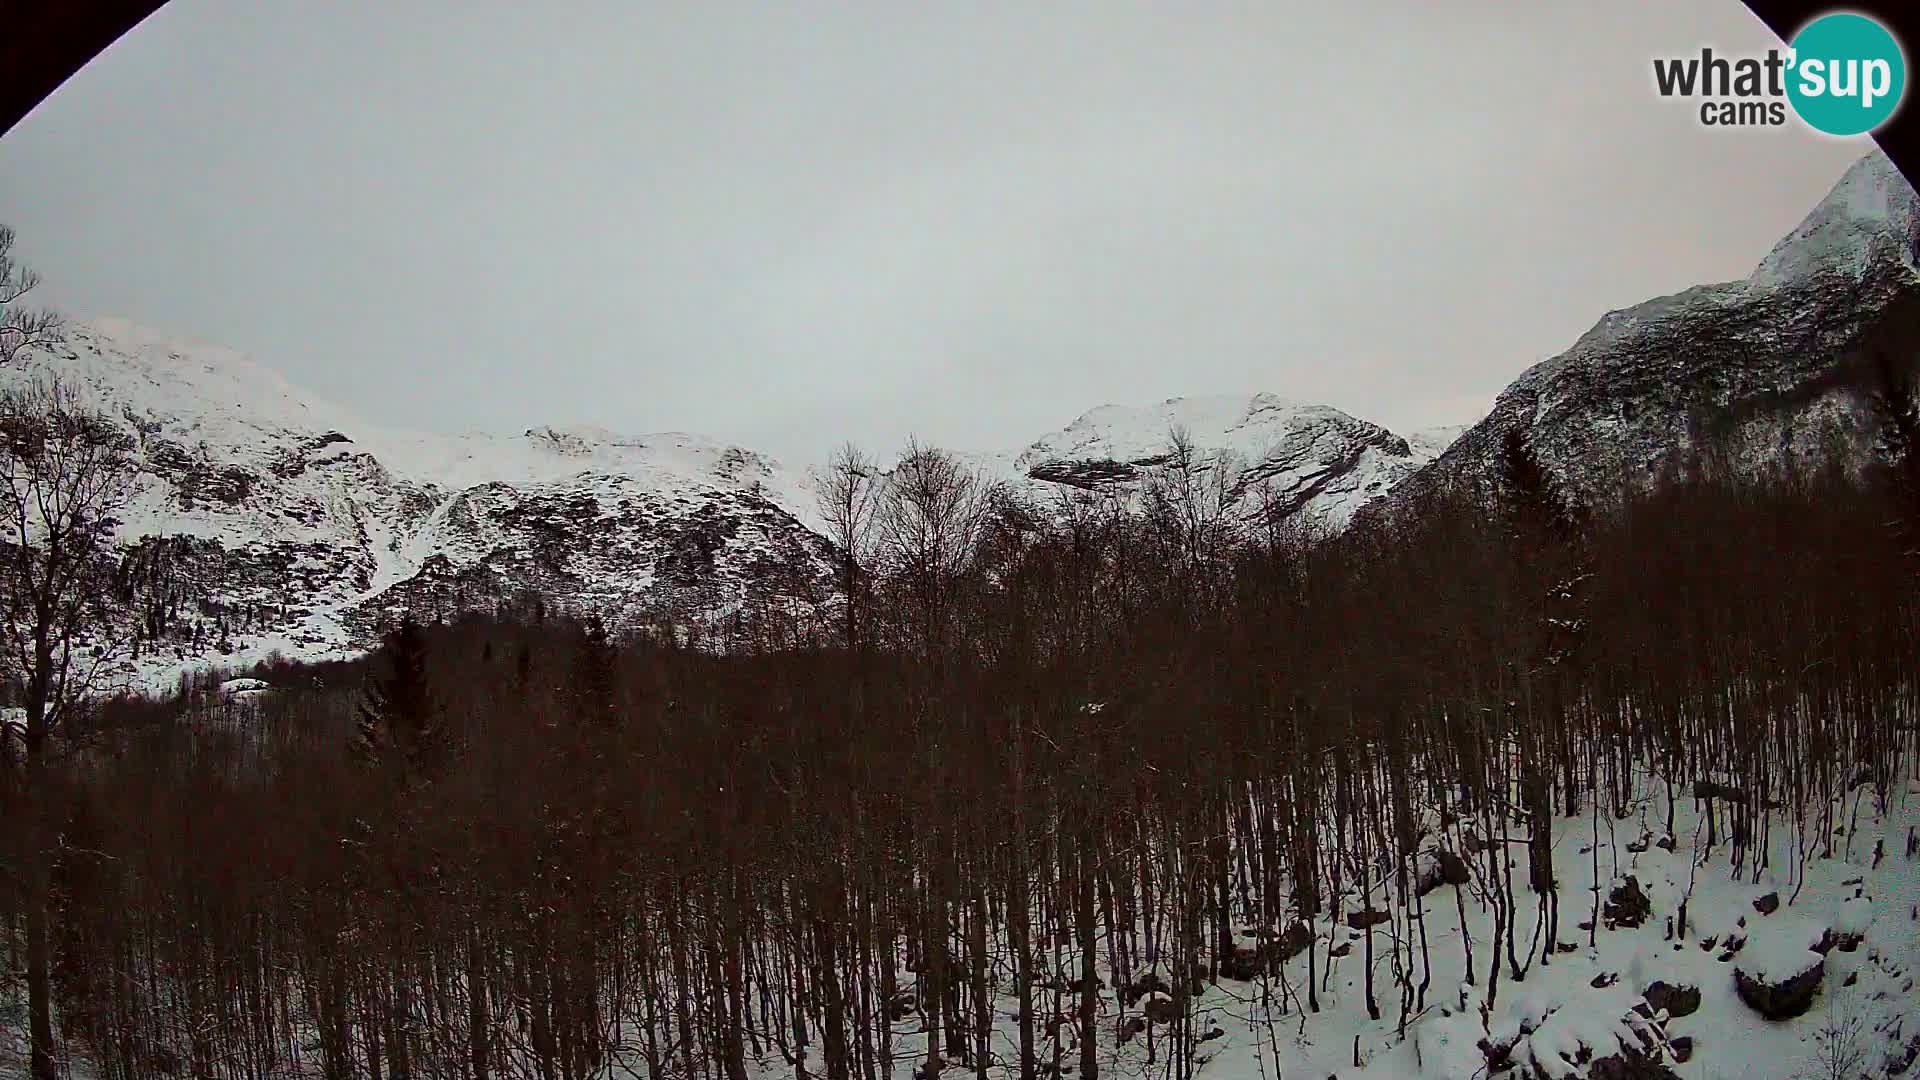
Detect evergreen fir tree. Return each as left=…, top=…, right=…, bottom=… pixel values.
left=351, top=616, right=441, bottom=788
left=1498, top=424, right=1578, bottom=541
left=577, top=614, right=619, bottom=729
left=1870, top=344, right=1920, bottom=559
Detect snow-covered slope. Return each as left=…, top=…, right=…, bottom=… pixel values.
left=2, top=320, right=838, bottom=686
left=5, top=318, right=1444, bottom=684
left=1406, top=423, right=1471, bottom=461
left=1009, top=392, right=1445, bottom=531
left=1404, top=149, right=1920, bottom=509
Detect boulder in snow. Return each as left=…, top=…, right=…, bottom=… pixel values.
left=1512, top=1001, right=1679, bottom=1080
left=1831, top=894, right=1872, bottom=952
left=1413, top=847, right=1473, bottom=896
left=1732, top=916, right=1831, bottom=1020
left=1218, top=920, right=1311, bottom=980
left=1640, top=981, right=1699, bottom=1019
left=1346, top=907, right=1392, bottom=931
left=1604, top=876, right=1651, bottom=929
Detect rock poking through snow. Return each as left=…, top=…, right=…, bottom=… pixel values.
left=1733, top=916, right=1832, bottom=1020
left=1640, top=981, right=1700, bottom=1020
left=1605, top=877, right=1652, bottom=929
left=1512, top=1000, right=1679, bottom=1080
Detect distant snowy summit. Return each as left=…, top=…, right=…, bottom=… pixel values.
left=1011, top=393, right=1454, bottom=530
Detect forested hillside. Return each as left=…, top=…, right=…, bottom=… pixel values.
left=6, top=402, right=1919, bottom=1079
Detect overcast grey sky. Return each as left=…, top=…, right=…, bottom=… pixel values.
left=0, top=1, right=1878, bottom=466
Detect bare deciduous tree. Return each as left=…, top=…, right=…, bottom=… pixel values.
left=874, top=438, right=997, bottom=657
left=0, top=376, right=136, bottom=1080
left=1, top=377, right=138, bottom=755
left=1811, top=989, right=1869, bottom=1080
left=817, top=442, right=881, bottom=648
left=0, top=226, right=62, bottom=366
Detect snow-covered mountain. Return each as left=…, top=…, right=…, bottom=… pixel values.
left=1005, top=393, right=1448, bottom=530
left=1403, top=149, right=1920, bottom=508
left=2, top=319, right=840, bottom=684
left=4, top=320, right=1439, bottom=685
left=13, top=148, right=1910, bottom=685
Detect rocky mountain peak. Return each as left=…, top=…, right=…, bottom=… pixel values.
left=1404, top=149, right=1920, bottom=512
left=1748, top=148, right=1919, bottom=290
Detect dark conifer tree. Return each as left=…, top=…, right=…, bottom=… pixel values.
left=1871, top=340, right=1920, bottom=558
left=351, top=615, right=442, bottom=788
left=578, top=614, right=619, bottom=729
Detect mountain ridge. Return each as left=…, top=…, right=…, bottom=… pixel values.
left=7, top=149, right=1912, bottom=686
left=4, top=322, right=1444, bottom=688
left=1006, top=392, right=1449, bottom=528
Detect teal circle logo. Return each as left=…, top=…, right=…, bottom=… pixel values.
left=1787, top=13, right=1906, bottom=136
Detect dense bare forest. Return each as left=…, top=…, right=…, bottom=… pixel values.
left=3, top=357, right=1919, bottom=1080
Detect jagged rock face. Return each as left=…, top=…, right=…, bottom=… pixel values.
left=2, top=319, right=837, bottom=686
left=385, top=475, right=835, bottom=627
left=1409, top=150, right=1920, bottom=508
left=1012, top=393, right=1449, bottom=530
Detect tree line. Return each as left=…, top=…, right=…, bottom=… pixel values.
left=0, top=388, right=1916, bottom=1080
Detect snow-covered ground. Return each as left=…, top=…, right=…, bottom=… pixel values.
left=0, top=760, right=1909, bottom=1080
left=734, top=770, right=1918, bottom=1080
